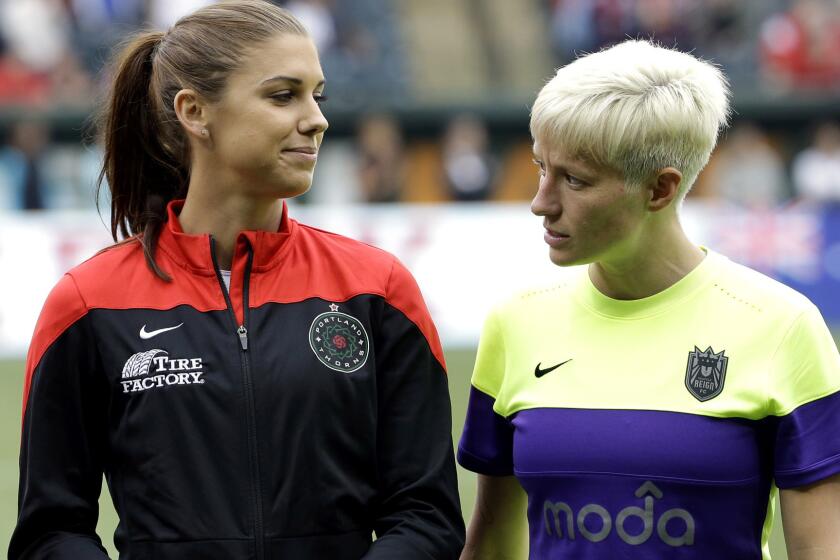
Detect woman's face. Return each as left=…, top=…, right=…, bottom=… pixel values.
left=204, top=33, right=328, bottom=199
left=530, top=139, right=650, bottom=267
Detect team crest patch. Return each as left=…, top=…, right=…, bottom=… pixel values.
left=685, top=346, right=728, bottom=402
left=309, top=304, right=369, bottom=373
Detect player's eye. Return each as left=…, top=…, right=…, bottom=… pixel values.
left=533, top=159, right=546, bottom=176
left=565, top=173, right=586, bottom=188
left=269, top=91, right=293, bottom=103
left=313, top=93, right=328, bottom=105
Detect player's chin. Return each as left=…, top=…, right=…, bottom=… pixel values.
left=548, top=246, right=583, bottom=267
left=271, top=170, right=313, bottom=199
left=283, top=183, right=312, bottom=200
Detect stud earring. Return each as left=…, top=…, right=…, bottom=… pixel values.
left=200, top=129, right=208, bottom=136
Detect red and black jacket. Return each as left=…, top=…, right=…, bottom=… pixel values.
left=10, top=201, right=464, bottom=560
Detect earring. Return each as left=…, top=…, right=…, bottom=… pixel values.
left=200, top=129, right=208, bottom=137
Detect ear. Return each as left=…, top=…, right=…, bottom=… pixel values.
left=647, top=167, right=682, bottom=211
left=173, top=89, right=210, bottom=141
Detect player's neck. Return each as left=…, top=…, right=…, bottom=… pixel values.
left=178, top=187, right=284, bottom=270
left=588, top=221, right=705, bottom=301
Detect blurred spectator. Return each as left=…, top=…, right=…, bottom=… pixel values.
left=320, top=0, right=407, bottom=108
left=759, top=0, right=840, bottom=91
left=593, top=0, right=637, bottom=49
left=441, top=115, right=496, bottom=202
left=356, top=114, right=405, bottom=203
left=688, top=0, right=759, bottom=87
left=0, top=42, right=50, bottom=105
left=0, top=120, right=51, bottom=210
left=65, top=0, right=146, bottom=76
left=550, top=0, right=635, bottom=62
left=549, top=0, right=599, bottom=62
left=285, top=0, right=337, bottom=52
left=630, top=0, right=693, bottom=49
left=550, top=0, right=697, bottom=63
left=0, top=0, right=71, bottom=72
left=41, top=142, right=105, bottom=210
left=304, top=139, right=363, bottom=204
left=48, top=50, right=95, bottom=106
left=147, top=0, right=214, bottom=29
left=704, top=123, right=789, bottom=208
left=66, top=0, right=145, bottom=30
left=691, top=0, right=743, bottom=46
left=547, top=0, right=784, bottom=89
left=792, top=121, right=840, bottom=204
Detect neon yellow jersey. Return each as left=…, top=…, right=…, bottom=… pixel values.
left=458, top=250, right=840, bottom=560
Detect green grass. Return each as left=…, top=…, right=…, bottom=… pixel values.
left=1, top=352, right=790, bottom=558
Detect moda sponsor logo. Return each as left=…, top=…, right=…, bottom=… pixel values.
left=120, top=349, right=205, bottom=393
left=543, top=481, right=694, bottom=548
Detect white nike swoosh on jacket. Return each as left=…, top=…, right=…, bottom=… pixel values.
left=139, top=323, right=184, bottom=339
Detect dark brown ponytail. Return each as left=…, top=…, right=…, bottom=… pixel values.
left=96, top=1, right=307, bottom=280
left=97, top=32, right=187, bottom=281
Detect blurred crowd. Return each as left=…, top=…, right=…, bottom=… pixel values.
left=549, top=0, right=840, bottom=91
left=217, top=116, right=840, bottom=208
left=1, top=0, right=840, bottom=209
left=0, top=0, right=406, bottom=108
left=5, top=111, right=840, bottom=211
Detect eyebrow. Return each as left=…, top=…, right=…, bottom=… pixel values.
left=260, top=75, right=326, bottom=88
left=534, top=153, right=598, bottom=178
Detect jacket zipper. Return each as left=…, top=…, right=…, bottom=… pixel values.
left=210, top=238, right=264, bottom=560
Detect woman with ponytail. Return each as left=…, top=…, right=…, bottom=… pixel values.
left=10, top=2, right=464, bottom=559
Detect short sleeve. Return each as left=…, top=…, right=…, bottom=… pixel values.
left=769, top=302, right=840, bottom=488
left=457, top=306, right=514, bottom=476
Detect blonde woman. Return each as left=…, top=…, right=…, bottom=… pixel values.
left=459, top=40, right=840, bottom=560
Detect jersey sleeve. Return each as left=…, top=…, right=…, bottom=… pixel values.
left=361, top=257, right=464, bottom=560
left=769, top=302, right=840, bottom=488
left=457, top=305, right=515, bottom=476
left=9, top=274, right=110, bottom=560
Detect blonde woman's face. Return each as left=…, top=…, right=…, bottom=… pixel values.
left=205, top=34, right=328, bottom=199
left=530, top=139, right=649, bottom=267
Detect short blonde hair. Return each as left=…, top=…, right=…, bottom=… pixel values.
left=530, top=40, right=730, bottom=198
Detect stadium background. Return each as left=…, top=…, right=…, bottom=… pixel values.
left=4, top=0, right=840, bottom=557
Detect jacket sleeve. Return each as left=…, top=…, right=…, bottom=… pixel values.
left=8, top=274, right=111, bottom=560
left=362, top=258, right=465, bottom=560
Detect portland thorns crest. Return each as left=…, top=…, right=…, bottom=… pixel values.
left=685, top=346, right=728, bottom=402
left=309, top=303, right=370, bottom=373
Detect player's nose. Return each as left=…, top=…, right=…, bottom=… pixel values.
left=299, top=98, right=329, bottom=136
left=531, top=175, right=561, bottom=217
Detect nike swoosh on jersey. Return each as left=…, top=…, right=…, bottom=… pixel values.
left=535, top=359, right=572, bottom=378
left=139, top=323, right=184, bottom=339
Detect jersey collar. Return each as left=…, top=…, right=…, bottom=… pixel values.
left=574, top=249, right=722, bottom=319
left=157, top=199, right=298, bottom=275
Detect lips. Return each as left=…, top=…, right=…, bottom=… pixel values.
left=544, top=228, right=569, bottom=239
left=283, top=146, right=318, bottom=164
left=543, top=227, right=570, bottom=248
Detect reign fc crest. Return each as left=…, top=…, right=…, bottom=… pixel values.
left=685, top=346, right=728, bottom=402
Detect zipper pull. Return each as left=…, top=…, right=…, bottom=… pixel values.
left=237, top=325, right=248, bottom=351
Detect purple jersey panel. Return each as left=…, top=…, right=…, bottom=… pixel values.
left=513, top=408, right=774, bottom=559
left=526, top=473, right=767, bottom=559
left=512, top=408, right=774, bottom=483
left=774, top=389, right=840, bottom=488
left=458, top=386, right=514, bottom=476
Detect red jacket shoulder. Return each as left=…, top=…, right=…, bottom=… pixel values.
left=289, top=224, right=445, bottom=369
left=288, top=223, right=397, bottom=297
